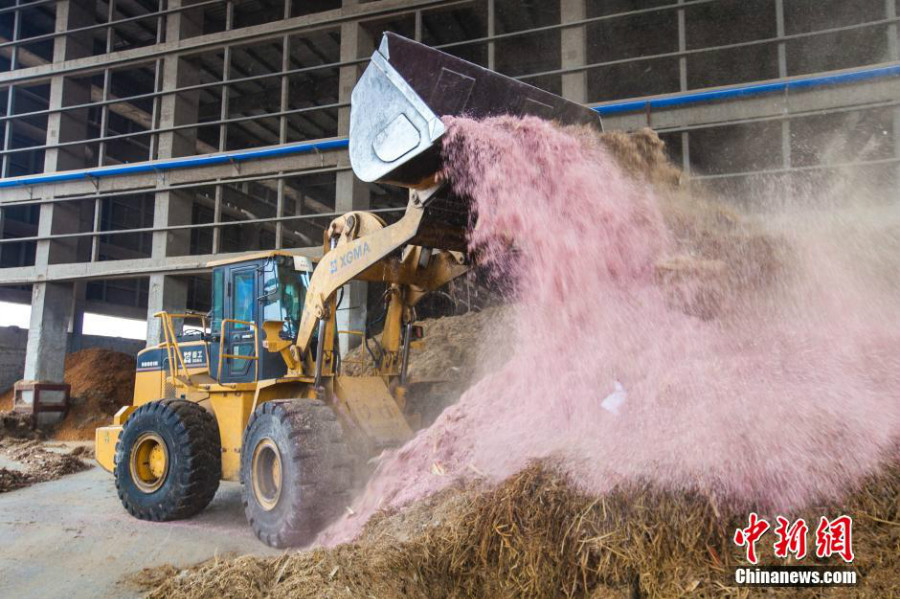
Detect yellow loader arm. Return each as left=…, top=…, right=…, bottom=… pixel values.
left=295, top=185, right=442, bottom=356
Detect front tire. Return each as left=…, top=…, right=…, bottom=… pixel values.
left=241, top=399, right=353, bottom=547
left=115, top=399, right=221, bottom=521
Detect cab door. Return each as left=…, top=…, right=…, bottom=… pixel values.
left=222, top=265, right=258, bottom=383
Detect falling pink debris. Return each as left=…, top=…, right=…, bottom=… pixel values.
left=320, top=115, right=900, bottom=546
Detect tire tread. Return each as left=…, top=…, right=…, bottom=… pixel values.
left=114, top=399, right=221, bottom=521
left=241, top=399, right=354, bottom=547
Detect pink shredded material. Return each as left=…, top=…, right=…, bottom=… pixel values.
left=320, top=115, right=900, bottom=545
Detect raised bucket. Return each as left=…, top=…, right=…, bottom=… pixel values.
left=349, top=32, right=603, bottom=188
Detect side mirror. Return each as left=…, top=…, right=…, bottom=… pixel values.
left=262, top=321, right=291, bottom=353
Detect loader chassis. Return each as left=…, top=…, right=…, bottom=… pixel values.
left=95, top=189, right=469, bottom=546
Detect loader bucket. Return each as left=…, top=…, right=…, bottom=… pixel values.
left=349, top=32, right=603, bottom=188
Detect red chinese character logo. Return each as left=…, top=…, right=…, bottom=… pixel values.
left=773, top=516, right=808, bottom=559
left=815, top=515, right=854, bottom=562
left=734, top=512, right=770, bottom=564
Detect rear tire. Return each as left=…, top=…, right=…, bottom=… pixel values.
left=241, top=399, right=354, bottom=547
left=115, top=399, right=221, bottom=521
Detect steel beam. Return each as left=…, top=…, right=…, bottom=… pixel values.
left=0, top=0, right=461, bottom=87
left=0, top=246, right=321, bottom=286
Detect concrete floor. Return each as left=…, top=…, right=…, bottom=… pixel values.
left=0, top=462, right=278, bottom=599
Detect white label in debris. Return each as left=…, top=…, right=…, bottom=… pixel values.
left=601, top=381, right=627, bottom=415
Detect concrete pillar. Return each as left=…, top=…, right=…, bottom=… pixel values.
left=146, top=274, right=189, bottom=345
left=23, top=0, right=95, bottom=384
left=677, top=0, right=691, bottom=186
left=775, top=0, right=788, bottom=78
left=888, top=0, right=899, bottom=58
left=775, top=0, right=792, bottom=185
left=43, top=6, right=93, bottom=172
left=677, top=0, right=687, bottom=92
left=887, top=0, right=900, bottom=193
left=336, top=1, right=373, bottom=135
left=335, top=5, right=373, bottom=354
left=145, top=0, right=202, bottom=345
left=560, top=0, right=587, bottom=103
left=893, top=108, right=900, bottom=197
left=487, top=0, right=495, bottom=70
left=24, top=283, right=74, bottom=381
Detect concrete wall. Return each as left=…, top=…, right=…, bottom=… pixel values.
left=0, top=326, right=145, bottom=393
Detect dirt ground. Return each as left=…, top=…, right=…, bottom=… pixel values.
left=0, top=456, right=277, bottom=599
left=0, top=348, right=272, bottom=599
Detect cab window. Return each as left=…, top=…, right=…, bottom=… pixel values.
left=233, top=271, right=254, bottom=328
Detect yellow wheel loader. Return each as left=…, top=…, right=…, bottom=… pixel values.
left=94, top=33, right=602, bottom=547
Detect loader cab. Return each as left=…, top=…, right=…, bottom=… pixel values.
left=208, top=252, right=313, bottom=383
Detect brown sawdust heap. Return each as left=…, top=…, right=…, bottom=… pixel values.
left=137, top=459, right=900, bottom=599
left=0, top=387, right=13, bottom=411
left=125, top=564, right=183, bottom=593
left=0, top=348, right=136, bottom=440
left=2, top=439, right=90, bottom=478
left=0, top=409, right=38, bottom=440
left=593, top=127, right=683, bottom=189
left=0, top=348, right=132, bottom=491
left=56, top=348, right=136, bottom=440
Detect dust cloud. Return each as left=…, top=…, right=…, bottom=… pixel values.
left=321, top=115, right=900, bottom=545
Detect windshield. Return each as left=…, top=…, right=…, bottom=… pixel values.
left=262, top=258, right=308, bottom=339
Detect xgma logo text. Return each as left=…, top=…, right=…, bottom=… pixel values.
left=330, top=242, right=371, bottom=274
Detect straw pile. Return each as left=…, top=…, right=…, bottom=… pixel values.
left=137, top=458, right=899, bottom=599
left=0, top=439, right=91, bottom=492
left=135, top=127, right=896, bottom=599
left=341, top=306, right=513, bottom=427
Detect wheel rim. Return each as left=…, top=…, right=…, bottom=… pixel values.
left=251, top=438, right=283, bottom=511
left=130, top=432, right=169, bottom=493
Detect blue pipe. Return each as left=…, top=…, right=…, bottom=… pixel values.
left=0, top=137, right=350, bottom=188
left=593, top=64, right=900, bottom=116
left=1, top=64, right=898, bottom=189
